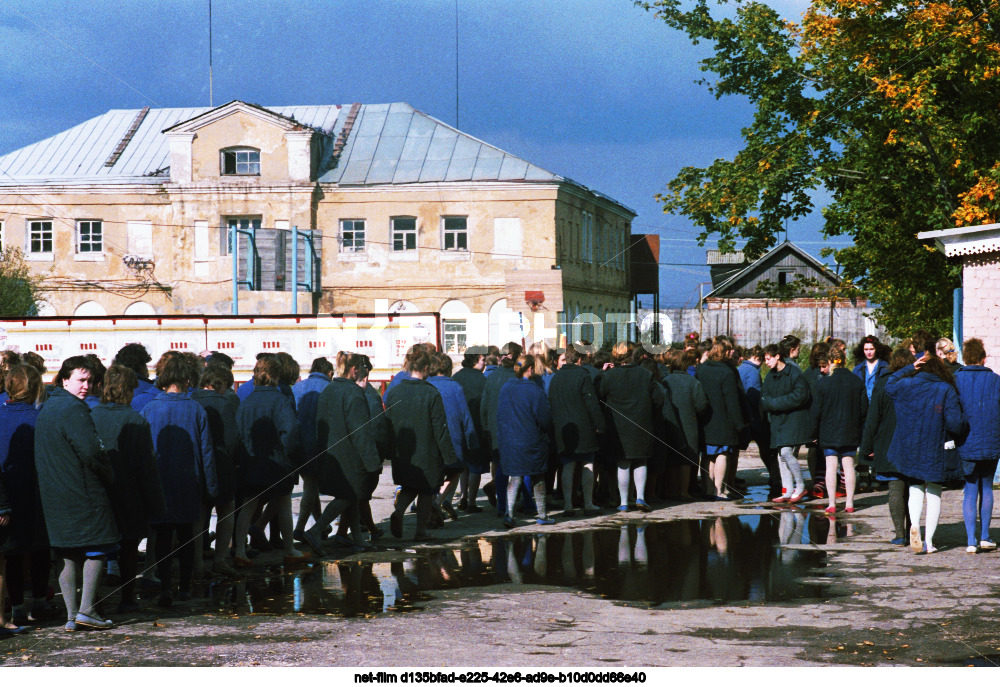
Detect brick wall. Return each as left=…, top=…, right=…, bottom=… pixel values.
left=962, top=252, right=1000, bottom=369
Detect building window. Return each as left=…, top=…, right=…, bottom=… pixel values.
left=0, top=220, right=4, bottom=251
left=221, top=217, right=261, bottom=256
left=221, top=147, right=260, bottom=176
left=581, top=211, right=593, bottom=263
left=442, top=216, right=468, bottom=251
left=392, top=217, right=417, bottom=251
left=77, top=220, right=103, bottom=253
left=443, top=319, right=467, bottom=355
left=340, top=219, right=366, bottom=252
left=28, top=220, right=52, bottom=254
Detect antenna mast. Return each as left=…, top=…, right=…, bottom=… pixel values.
left=209, top=0, right=214, bottom=107
left=455, top=0, right=459, bottom=128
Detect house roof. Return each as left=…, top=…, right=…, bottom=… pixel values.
left=918, top=222, right=1000, bottom=257
left=0, top=101, right=633, bottom=213
left=703, top=240, right=839, bottom=300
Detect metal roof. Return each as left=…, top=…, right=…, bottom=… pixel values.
left=703, top=240, right=839, bottom=300
left=0, top=101, right=557, bottom=186
left=315, top=102, right=561, bottom=186
left=0, top=104, right=343, bottom=184
left=0, top=100, right=634, bottom=215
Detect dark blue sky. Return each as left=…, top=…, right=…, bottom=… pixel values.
left=0, top=0, right=849, bottom=306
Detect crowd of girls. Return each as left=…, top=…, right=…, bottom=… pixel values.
left=0, top=327, right=992, bottom=636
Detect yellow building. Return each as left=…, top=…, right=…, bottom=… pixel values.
left=0, top=100, right=634, bottom=350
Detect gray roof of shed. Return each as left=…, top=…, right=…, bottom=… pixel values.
left=704, top=240, right=839, bottom=300
left=0, top=101, right=602, bottom=194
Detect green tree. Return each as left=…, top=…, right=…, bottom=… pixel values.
left=637, top=0, right=1000, bottom=336
left=0, top=247, right=45, bottom=316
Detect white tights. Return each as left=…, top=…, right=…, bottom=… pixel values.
left=908, top=482, right=942, bottom=548
left=777, top=446, right=804, bottom=496
left=617, top=461, right=647, bottom=506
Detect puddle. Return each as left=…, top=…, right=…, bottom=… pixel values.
left=937, top=654, right=1000, bottom=667
left=201, top=515, right=848, bottom=618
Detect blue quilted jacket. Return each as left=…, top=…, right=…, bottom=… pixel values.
left=886, top=371, right=967, bottom=483
left=954, top=365, right=1000, bottom=464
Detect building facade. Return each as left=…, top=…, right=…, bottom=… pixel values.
left=0, top=100, right=634, bottom=351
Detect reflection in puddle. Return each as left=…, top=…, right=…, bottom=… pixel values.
left=204, top=515, right=847, bottom=618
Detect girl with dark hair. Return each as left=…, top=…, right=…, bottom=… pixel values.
left=803, top=342, right=830, bottom=498
left=233, top=357, right=306, bottom=567
left=480, top=342, right=523, bottom=515
left=761, top=343, right=812, bottom=503
left=498, top=355, right=553, bottom=526
left=301, top=353, right=382, bottom=555
left=427, top=352, right=478, bottom=520
left=452, top=348, right=489, bottom=512
left=780, top=335, right=802, bottom=368
left=600, top=342, right=665, bottom=510
left=861, top=348, right=916, bottom=546
left=113, top=343, right=158, bottom=412
left=140, top=357, right=218, bottom=605
left=812, top=347, right=868, bottom=513
left=663, top=349, right=708, bottom=501
left=0, top=365, right=46, bottom=631
left=91, top=365, right=165, bottom=610
left=852, top=335, right=891, bottom=401
left=83, top=354, right=106, bottom=409
left=0, top=350, right=22, bottom=404
left=954, top=338, right=1000, bottom=553
left=887, top=350, right=967, bottom=554
left=696, top=339, right=747, bottom=500
left=385, top=350, right=460, bottom=540
left=548, top=344, right=606, bottom=512
left=36, top=355, right=117, bottom=630
left=191, top=365, right=240, bottom=574
left=291, top=357, right=333, bottom=542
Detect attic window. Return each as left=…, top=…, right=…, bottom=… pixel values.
left=221, top=147, right=260, bottom=176
left=777, top=269, right=795, bottom=286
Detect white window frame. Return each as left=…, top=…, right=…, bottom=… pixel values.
left=74, top=219, right=104, bottom=260
left=443, top=318, right=468, bottom=355
left=441, top=216, right=468, bottom=252
left=221, top=216, right=261, bottom=256
left=390, top=216, right=418, bottom=259
left=339, top=219, right=366, bottom=253
left=0, top=220, right=5, bottom=252
left=27, top=219, right=53, bottom=261
left=220, top=147, right=261, bottom=176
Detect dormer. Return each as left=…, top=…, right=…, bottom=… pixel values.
left=163, top=100, right=315, bottom=184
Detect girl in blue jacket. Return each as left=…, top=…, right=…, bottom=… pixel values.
left=887, top=354, right=968, bottom=554
left=497, top=355, right=553, bottom=527
left=953, top=338, right=1000, bottom=553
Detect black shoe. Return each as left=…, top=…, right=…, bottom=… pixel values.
left=301, top=529, right=326, bottom=557
left=484, top=481, right=497, bottom=508
left=441, top=501, right=459, bottom=521
left=458, top=496, right=469, bottom=511
left=157, top=591, right=173, bottom=608
left=390, top=510, right=403, bottom=538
